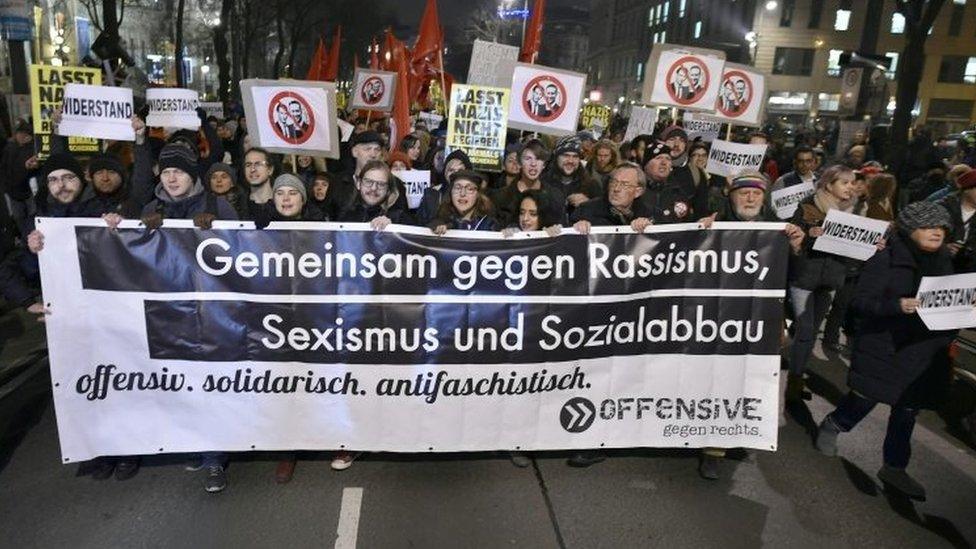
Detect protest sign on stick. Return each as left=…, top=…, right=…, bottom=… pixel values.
left=623, top=106, right=658, bottom=142
left=200, top=102, right=225, bottom=120
left=56, top=84, right=134, bottom=141
left=683, top=112, right=722, bottom=142
left=507, top=63, right=585, bottom=136
left=468, top=39, right=520, bottom=88
left=146, top=88, right=201, bottom=130
left=812, top=210, right=890, bottom=261
left=29, top=64, right=102, bottom=158
left=397, top=169, right=431, bottom=209
left=701, top=63, right=767, bottom=128
left=643, top=44, right=726, bottom=113
left=241, top=79, right=340, bottom=158
left=705, top=139, right=767, bottom=178
left=349, top=68, right=397, bottom=112
left=447, top=84, right=510, bottom=172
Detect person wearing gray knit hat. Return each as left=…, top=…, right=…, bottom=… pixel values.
left=272, top=173, right=307, bottom=217
left=897, top=201, right=952, bottom=235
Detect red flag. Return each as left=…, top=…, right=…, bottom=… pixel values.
left=519, top=0, right=546, bottom=63
left=411, top=0, right=443, bottom=67
left=324, top=26, right=342, bottom=81
left=370, top=38, right=380, bottom=70
left=388, top=29, right=412, bottom=152
left=306, top=38, right=326, bottom=80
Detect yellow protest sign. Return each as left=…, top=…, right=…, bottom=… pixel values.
left=29, top=64, right=103, bottom=158
left=580, top=104, right=611, bottom=130
left=446, top=84, right=509, bottom=172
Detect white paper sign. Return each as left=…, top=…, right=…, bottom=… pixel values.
left=705, top=139, right=768, bottom=177
left=705, top=63, right=767, bottom=128
left=468, top=39, right=520, bottom=88
left=397, top=169, right=431, bottom=209
left=812, top=210, right=890, bottom=261
left=240, top=79, right=340, bottom=158
left=146, top=88, right=200, bottom=130
left=507, top=63, right=585, bottom=136
left=349, top=68, right=397, bottom=112
left=337, top=118, right=354, bottom=142
left=624, top=106, right=659, bottom=142
left=417, top=111, right=444, bottom=129
left=770, top=181, right=815, bottom=220
left=646, top=44, right=726, bottom=112
left=916, top=274, right=976, bottom=331
left=683, top=112, right=722, bottom=142
left=56, top=84, right=134, bottom=141
left=200, top=101, right=224, bottom=120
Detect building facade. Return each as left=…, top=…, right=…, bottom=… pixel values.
left=539, top=6, right=590, bottom=73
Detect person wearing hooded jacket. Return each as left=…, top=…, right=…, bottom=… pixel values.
left=337, top=160, right=413, bottom=227
left=416, top=148, right=472, bottom=226
left=540, top=135, right=602, bottom=220
left=253, top=173, right=324, bottom=229
left=430, top=171, right=498, bottom=233
left=205, top=162, right=249, bottom=220
left=815, top=202, right=956, bottom=501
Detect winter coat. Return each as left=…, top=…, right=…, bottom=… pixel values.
left=0, top=139, right=35, bottom=201
left=337, top=187, right=414, bottom=225
left=571, top=196, right=658, bottom=226
left=540, top=167, right=602, bottom=219
left=937, top=194, right=976, bottom=273
left=639, top=169, right=702, bottom=224
left=491, top=182, right=567, bottom=228
left=429, top=214, right=498, bottom=232
left=142, top=180, right=238, bottom=220
left=788, top=194, right=853, bottom=291
left=848, top=235, right=956, bottom=408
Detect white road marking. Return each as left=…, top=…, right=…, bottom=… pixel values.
left=335, top=487, right=364, bottom=549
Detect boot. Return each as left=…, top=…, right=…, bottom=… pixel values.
left=878, top=465, right=926, bottom=501
left=698, top=454, right=721, bottom=480
left=815, top=416, right=841, bottom=457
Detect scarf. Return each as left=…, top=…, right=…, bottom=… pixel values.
left=813, top=188, right=854, bottom=215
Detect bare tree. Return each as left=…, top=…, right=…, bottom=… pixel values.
left=888, top=0, right=946, bottom=174
left=463, top=0, right=520, bottom=45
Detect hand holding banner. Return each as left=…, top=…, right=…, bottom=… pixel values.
left=812, top=210, right=890, bottom=261
left=56, top=84, right=134, bottom=141
left=146, top=88, right=201, bottom=130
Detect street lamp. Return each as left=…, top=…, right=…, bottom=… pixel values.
left=764, top=1, right=778, bottom=10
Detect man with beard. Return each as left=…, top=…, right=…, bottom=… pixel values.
left=540, top=135, right=602, bottom=219
left=491, top=139, right=566, bottom=227
left=240, top=147, right=276, bottom=220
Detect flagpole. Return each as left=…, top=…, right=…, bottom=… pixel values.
left=438, top=47, right=449, bottom=116
left=726, top=124, right=732, bottom=141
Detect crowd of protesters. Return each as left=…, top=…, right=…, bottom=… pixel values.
left=1, top=98, right=975, bottom=499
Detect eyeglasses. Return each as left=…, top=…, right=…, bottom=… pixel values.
left=47, top=173, right=79, bottom=185
left=452, top=185, right=479, bottom=195
left=244, top=161, right=269, bottom=169
left=361, top=178, right=389, bottom=190
left=608, top=179, right=640, bottom=191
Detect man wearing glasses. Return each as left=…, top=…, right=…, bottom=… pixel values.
left=242, top=147, right=276, bottom=219
left=571, top=162, right=658, bottom=234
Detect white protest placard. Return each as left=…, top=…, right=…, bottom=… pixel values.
left=397, top=169, right=431, bottom=210
left=507, top=63, right=585, bottom=136
left=770, top=181, right=815, bottom=220
left=838, top=67, right=863, bottom=116
left=916, top=274, right=976, bottom=331
left=417, top=111, right=444, bottom=129
left=145, top=88, right=200, bottom=130
left=683, top=112, right=722, bottom=142
left=624, top=106, right=659, bottom=142
left=349, top=68, right=397, bottom=112
left=643, top=44, right=726, bottom=113
left=835, top=119, right=869, bottom=157
left=468, top=39, right=520, bottom=88
left=705, top=139, right=767, bottom=178
left=200, top=101, right=224, bottom=120
left=56, top=83, right=134, bottom=141
left=240, top=79, right=340, bottom=158
left=704, top=63, right=767, bottom=128
left=337, top=118, right=354, bottom=142
left=812, top=210, right=890, bottom=261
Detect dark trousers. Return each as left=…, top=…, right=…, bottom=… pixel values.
left=788, top=286, right=834, bottom=375
left=828, top=391, right=918, bottom=469
left=823, top=275, right=858, bottom=344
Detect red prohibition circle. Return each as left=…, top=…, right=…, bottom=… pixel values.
left=360, top=76, right=385, bottom=106
left=522, top=74, right=567, bottom=123
left=716, top=70, right=753, bottom=118
left=665, top=56, right=710, bottom=106
left=267, top=90, right=315, bottom=145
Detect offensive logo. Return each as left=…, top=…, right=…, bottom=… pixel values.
left=560, top=397, right=595, bottom=433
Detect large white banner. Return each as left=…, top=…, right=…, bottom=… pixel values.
left=146, top=88, right=201, bottom=130
left=37, top=218, right=787, bottom=462
left=644, top=44, right=726, bottom=113
left=705, top=139, right=768, bottom=177
left=812, top=210, right=890, bottom=261
left=56, top=83, right=134, bottom=141
left=240, top=78, right=340, bottom=158
left=916, top=274, right=976, bottom=330
left=349, top=68, right=397, bottom=112
left=507, top=63, right=585, bottom=136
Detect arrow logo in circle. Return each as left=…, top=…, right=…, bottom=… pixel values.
left=560, top=397, right=596, bottom=433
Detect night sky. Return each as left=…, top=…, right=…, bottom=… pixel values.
left=393, top=0, right=588, bottom=27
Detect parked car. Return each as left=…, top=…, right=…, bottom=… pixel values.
left=945, top=329, right=976, bottom=448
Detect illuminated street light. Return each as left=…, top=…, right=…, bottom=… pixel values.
left=765, top=1, right=778, bottom=10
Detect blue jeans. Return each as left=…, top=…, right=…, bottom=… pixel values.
left=789, top=286, right=834, bottom=375
left=201, top=452, right=227, bottom=468
left=827, top=391, right=918, bottom=469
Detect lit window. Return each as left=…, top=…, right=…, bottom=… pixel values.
left=967, top=57, right=976, bottom=84
left=648, top=7, right=654, bottom=27
left=817, top=93, right=840, bottom=111
left=953, top=0, right=965, bottom=4
left=679, top=0, right=686, bottom=17
left=663, top=1, right=669, bottom=21
left=694, top=20, right=702, bottom=39
left=662, top=30, right=667, bottom=42
left=834, top=9, right=851, bottom=31
left=637, top=62, right=644, bottom=80
left=827, top=49, right=843, bottom=76
left=654, top=4, right=661, bottom=25
left=891, top=12, right=905, bottom=34
left=885, top=52, right=899, bottom=80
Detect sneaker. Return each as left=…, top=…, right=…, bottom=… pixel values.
left=204, top=465, right=227, bottom=493
left=90, top=458, right=116, bottom=480
left=698, top=454, right=721, bottom=480
left=567, top=451, right=605, bottom=468
left=114, top=458, right=140, bottom=481
left=331, top=451, right=360, bottom=471
left=509, top=452, right=532, bottom=468
left=878, top=465, right=926, bottom=501
left=184, top=457, right=204, bottom=472
left=815, top=416, right=841, bottom=457
left=275, top=458, right=297, bottom=483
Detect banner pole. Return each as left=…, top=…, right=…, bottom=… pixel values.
left=726, top=124, right=732, bottom=141
left=438, top=48, right=449, bottom=116
left=291, top=155, right=298, bottom=174
left=365, top=110, right=372, bottom=126
left=670, top=107, right=678, bottom=124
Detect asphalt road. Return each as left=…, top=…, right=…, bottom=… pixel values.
left=1, top=312, right=975, bottom=548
